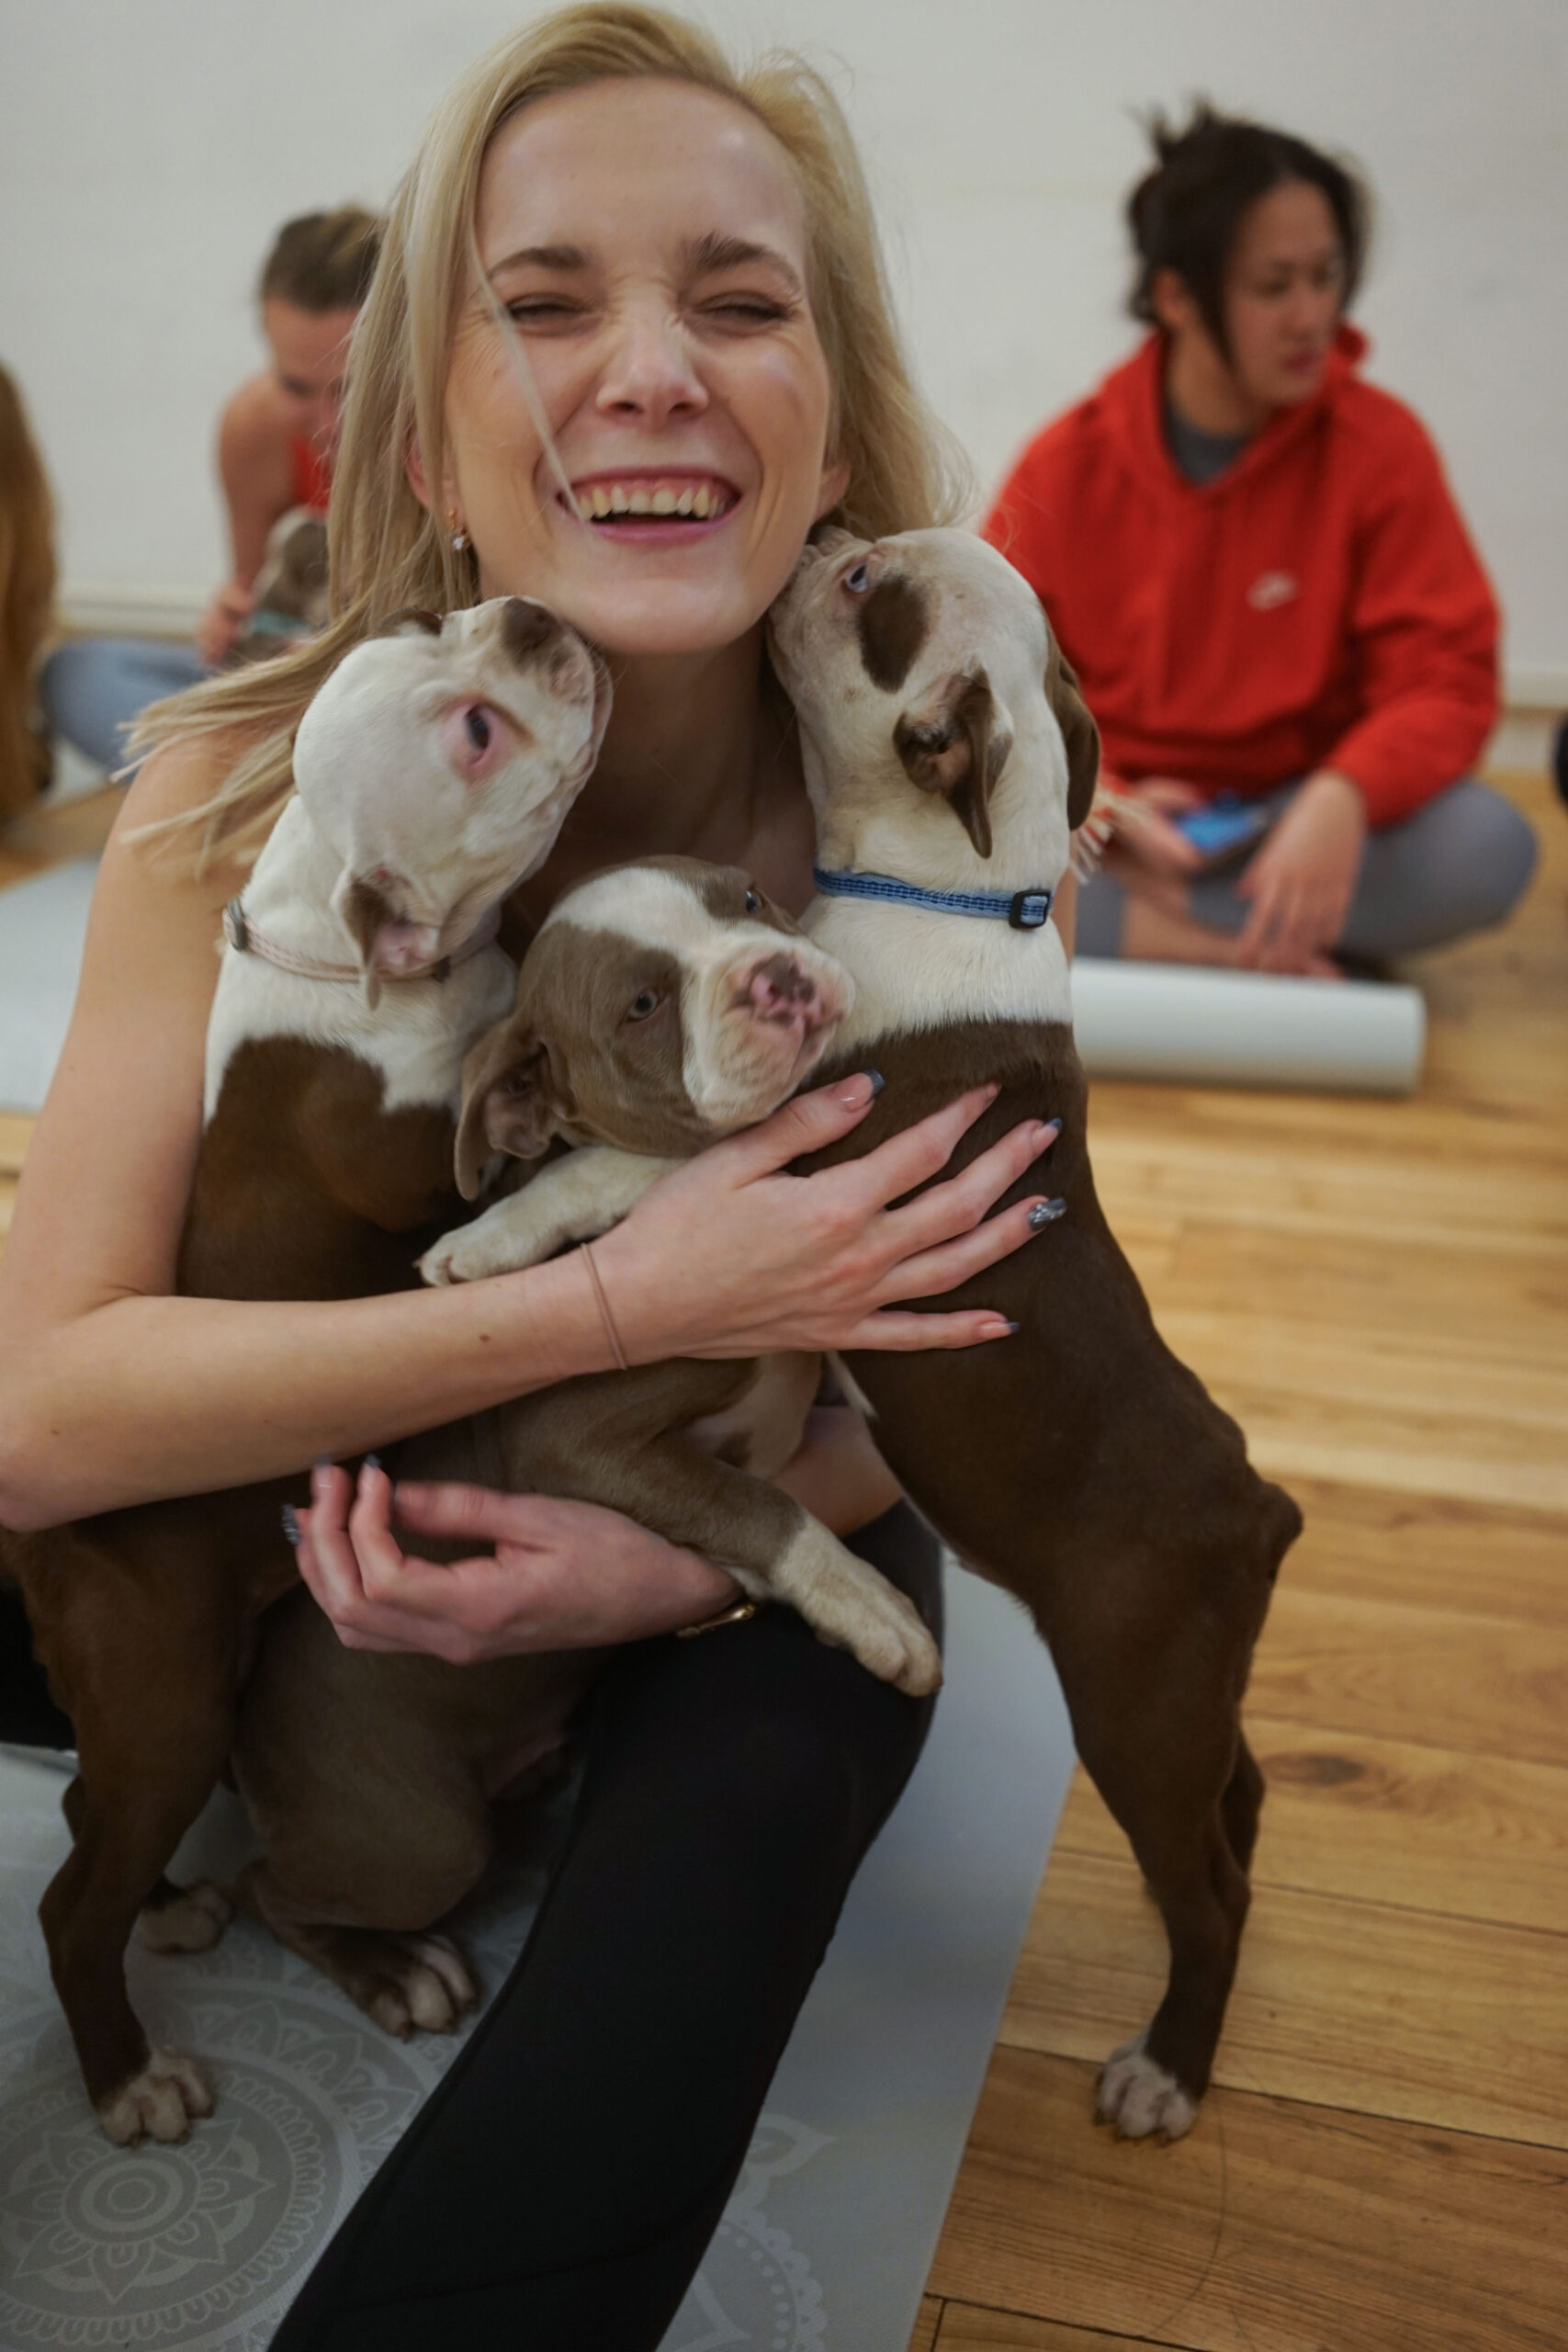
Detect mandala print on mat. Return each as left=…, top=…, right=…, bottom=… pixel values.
left=664, top=2114, right=832, bottom=2352
left=0, top=1765, right=552, bottom=2352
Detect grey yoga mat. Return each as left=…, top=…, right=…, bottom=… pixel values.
left=0, top=1566, right=1075, bottom=2352
left=1072, top=955, right=1427, bottom=1093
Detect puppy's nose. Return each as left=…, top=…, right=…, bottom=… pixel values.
left=747, top=953, right=818, bottom=1022
left=500, top=598, right=561, bottom=663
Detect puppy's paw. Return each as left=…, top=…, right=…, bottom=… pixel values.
left=135, top=1879, right=232, bottom=1955
left=98, top=2049, right=214, bottom=2145
left=766, top=1524, right=943, bottom=1697
left=1097, top=2032, right=1198, bottom=2142
left=346, top=1932, right=479, bottom=2039
left=419, top=1204, right=562, bottom=1286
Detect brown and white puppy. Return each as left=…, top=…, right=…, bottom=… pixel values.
left=424, top=854, right=941, bottom=1690
left=766, top=527, right=1302, bottom=2142
left=219, top=856, right=941, bottom=2033
left=4, top=596, right=607, bottom=2144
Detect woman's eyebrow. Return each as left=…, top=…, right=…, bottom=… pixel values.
left=489, top=243, right=592, bottom=276
left=683, top=232, right=804, bottom=298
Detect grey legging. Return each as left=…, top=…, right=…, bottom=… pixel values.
left=1076, top=776, right=1538, bottom=962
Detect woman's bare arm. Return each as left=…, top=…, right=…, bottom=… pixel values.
left=0, top=740, right=1059, bottom=1532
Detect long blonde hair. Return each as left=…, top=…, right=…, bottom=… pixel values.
left=137, top=3, right=969, bottom=869
left=0, top=366, right=58, bottom=823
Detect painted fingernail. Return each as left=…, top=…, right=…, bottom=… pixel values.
left=1042, top=1116, right=1063, bottom=1140
left=833, top=1070, right=883, bottom=1107
left=311, top=1458, right=333, bottom=1491
left=1028, top=1196, right=1068, bottom=1229
left=280, top=1504, right=299, bottom=1545
left=988, top=1319, right=1021, bottom=1337
left=865, top=1069, right=886, bottom=1096
left=362, top=1453, right=382, bottom=1475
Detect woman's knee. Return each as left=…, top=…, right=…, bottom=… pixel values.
left=1348, top=780, right=1539, bottom=956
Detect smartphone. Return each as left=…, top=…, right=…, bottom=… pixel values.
left=1172, top=798, right=1275, bottom=872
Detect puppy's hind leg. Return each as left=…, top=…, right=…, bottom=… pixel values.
left=41, top=1676, right=238, bottom=2143
left=1052, top=1617, right=1253, bottom=2142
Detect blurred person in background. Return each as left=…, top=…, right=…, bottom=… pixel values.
left=0, top=363, right=58, bottom=822
left=39, top=207, right=380, bottom=773
left=987, top=106, right=1537, bottom=976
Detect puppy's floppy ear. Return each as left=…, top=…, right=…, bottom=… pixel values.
left=1044, top=627, right=1100, bottom=831
left=893, top=667, right=1013, bottom=860
left=331, top=870, right=395, bottom=1011
left=454, top=1020, right=566, bottom=1199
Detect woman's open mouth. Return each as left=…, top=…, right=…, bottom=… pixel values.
left=562, top=471, right=741, bottom=534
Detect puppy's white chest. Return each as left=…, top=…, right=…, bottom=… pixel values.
left=205, top=947, right=516, bottom=1124
left=805, top=898, right=1073, bottom=1048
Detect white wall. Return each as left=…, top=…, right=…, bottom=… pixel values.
left=4, top=0, right=1564, bottom=694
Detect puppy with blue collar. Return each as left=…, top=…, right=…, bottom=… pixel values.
left=768, top=527, right=1303, bottom=2143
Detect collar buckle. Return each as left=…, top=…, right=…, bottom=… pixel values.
left=1008, top=888, right=1053, bottom=930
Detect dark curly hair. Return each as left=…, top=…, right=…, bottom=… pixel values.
left=1127, top=104, right=1370, bottom=357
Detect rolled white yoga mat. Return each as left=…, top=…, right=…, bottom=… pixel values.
left=1070, top=955, right=1427, bottom=1094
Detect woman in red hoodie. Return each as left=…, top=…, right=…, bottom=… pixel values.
left=985, top=107, right=1536, bottom=975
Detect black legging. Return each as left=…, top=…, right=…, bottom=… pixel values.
left=3, top=1510, right=939, bottom=2349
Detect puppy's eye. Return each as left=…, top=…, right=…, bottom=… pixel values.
left=744, top=888, right=762, bottom=914
left=626, top=988, right=664, bottom=1023
left=465, top=705, right=492, bottom=752
left=842, top=562, right=870, bottom=596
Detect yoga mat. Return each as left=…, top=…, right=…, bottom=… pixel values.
left=1071, top=956, right=1426, bottom=1094
left=0, top=1566, right=1075, bottom=2350
left=0, top=857, right=97, bottom=1114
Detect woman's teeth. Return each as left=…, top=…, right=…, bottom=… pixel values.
left=572, top=481, right=734, bottom=522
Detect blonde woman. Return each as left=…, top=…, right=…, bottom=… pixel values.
left=0, top=364, right=57, bottom=821
left=0, top=11, right=1067, bottom=2341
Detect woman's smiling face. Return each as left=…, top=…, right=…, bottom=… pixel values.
left=441, top=77, right=849, bottom=657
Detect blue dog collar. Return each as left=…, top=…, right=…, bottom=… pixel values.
left=812, top=865, right=1054, bottom=932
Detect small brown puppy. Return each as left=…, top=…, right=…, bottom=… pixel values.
left=222, top=857, right=941, bottom=2031
left=766, top=527, right=1303, bottom=2142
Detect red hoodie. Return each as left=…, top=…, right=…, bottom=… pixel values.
left=983, top=327, right=1499, bottom=826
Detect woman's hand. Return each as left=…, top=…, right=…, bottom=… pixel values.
left=1235, top=769, right=1367, bottom=974
left=592, top=1071, right=1063, bottom=1363
left=289, top=1459, right=741, bottom=1662
left=194, top=580, right=254, bottom=668
left=1102, top=775, right=1207, bottom=881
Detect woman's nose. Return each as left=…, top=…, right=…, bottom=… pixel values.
left=594, top=305, right=707, bottom=424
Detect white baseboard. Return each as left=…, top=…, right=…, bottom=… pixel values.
left=60, top=582, right=207, bottom=639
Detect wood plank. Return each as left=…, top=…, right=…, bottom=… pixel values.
left=1152, top=1311, right=1568, bottom=1513
left=0, top=786, right=118, bottom=888
left=1055, top=1725, right=1568, bottom=1935
left=1156, top=1221, right=1568, bottom=1366
left=0, top=1111, right=31, bottom=1176
left=1279, top=1476, right=1568, bottom=1626
left=1089, top=1086, right=1568, bottom=1243
left=929, top=2049, right=1568, bottom=2352
left=1250, top=1587, right=1568, bottom=1767
left=1002, top=1845, right=1568, bottom=2147
left=908, top=2295, right=943, bottom=2352
left=940, top=2304, right=1182, bottom=2350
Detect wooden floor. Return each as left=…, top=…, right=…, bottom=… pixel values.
left=916, top=762, right=1568, bottom=2352
left=4, top=769, right=1565, bottom=2350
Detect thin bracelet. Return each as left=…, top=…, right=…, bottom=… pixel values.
left=580, top=1239, right=629, bottom=1373
left=677, top=1596, right=761, bottom=1637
